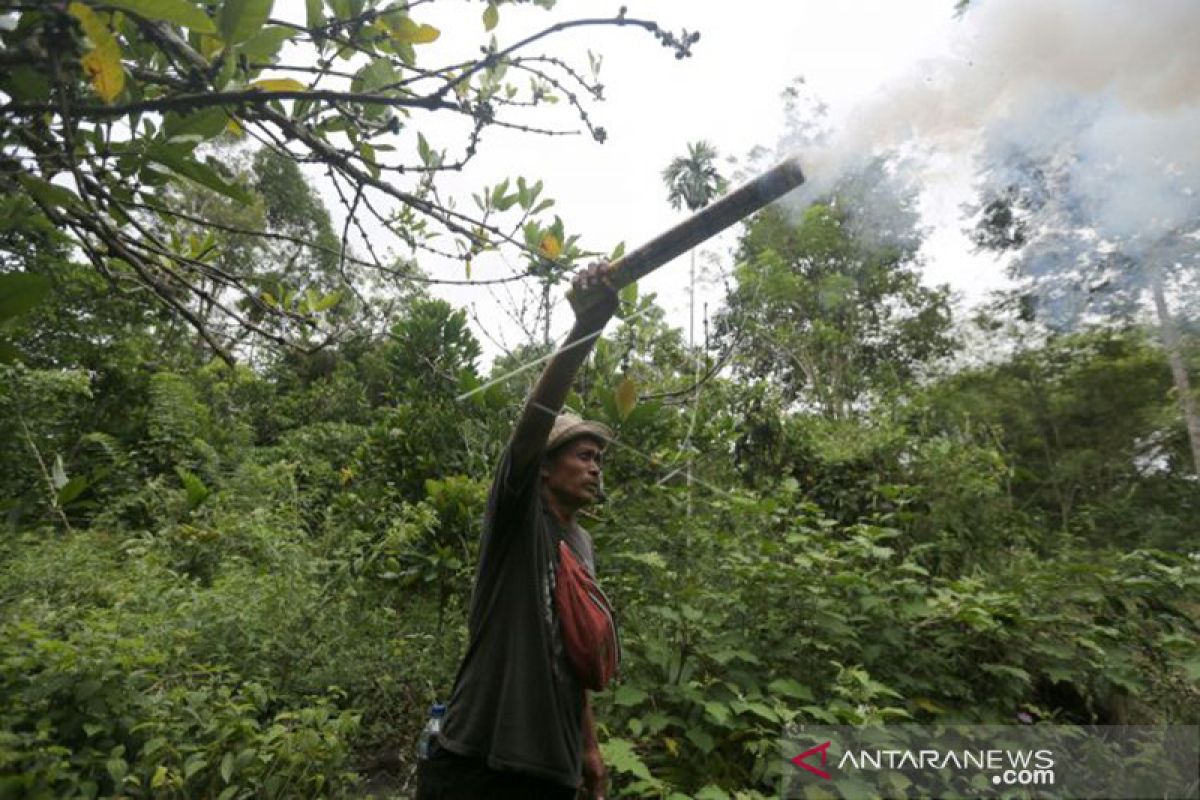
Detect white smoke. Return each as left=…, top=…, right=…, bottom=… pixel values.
left=778, top=0, right=1200, bottom=279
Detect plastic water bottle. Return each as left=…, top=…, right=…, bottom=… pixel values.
left=416, top=703, right=446, bottom=760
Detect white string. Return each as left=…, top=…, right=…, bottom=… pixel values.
left=455, top=303, right=655, bottom=402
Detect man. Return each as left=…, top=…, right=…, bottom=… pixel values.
left=416, top=264, right=620, bottom=799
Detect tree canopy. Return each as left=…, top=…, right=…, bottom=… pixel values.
left=1, top=4, right=1198, bottom=799
left=0, top=0, right=698, bottom=360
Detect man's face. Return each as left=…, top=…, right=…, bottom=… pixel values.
left=542, top=436, right=606, bottom=509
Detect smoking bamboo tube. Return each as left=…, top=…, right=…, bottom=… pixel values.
left=572, top=156, right=805, bottom=308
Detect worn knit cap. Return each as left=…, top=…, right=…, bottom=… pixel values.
left=546, top=412, right=612, bottom=455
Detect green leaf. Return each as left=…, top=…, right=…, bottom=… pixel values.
left=175, top=466, right=211, bottom=510
left=104, top=0, right=216, bottom=34
left=105, top=758, right=127, bottom=783
left=483, top=3, right=499, bottom=31
left=241, top=25, right=294, bottom=60
left=359, top=142, right=379, bottom=178
left=164, top=107, right=229, bottom=142
left=220, top=751, right=234, bottom=783
left=417, top=132, right=434, bottom=167
left=0, top=66, right=50, bottom=102
left=742, top=701, right=780, bottom=722
left=0, top=272, right=52, bottom=322
left=213, top=51, right=238, bottom=89
left=142, top=737, right=168, bottom=757
left=56, top=476, right=90, bottom=506
left=310, top=290, right=342, bottom=312
left=183, top=754, right=206, bottom=779
left=768, top=678, right=814, bottom=701
left=623, top=399, right=660, bottom=428
left=352, top=58, right=398, bottom=94
left=619, top=280, right=637, bottom=311
left=979, top=663, right=1032, bottom=684
left=599, top=738, right=653, bottom=781
left=702, top=700, right=731, bottom=726
left=18, top=175, right=83, bottom=212
left=686, top=727, right=715, bottom=753
left=218, top=0, right=273, bottom=45
left=305, top=0, right=324, bottom=29
left=611, top=685, right=647, bottom=706
left=146, top=143, right=253, bottom=205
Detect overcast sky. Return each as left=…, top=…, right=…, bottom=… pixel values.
left=279, top=0, right=1012, bottom=360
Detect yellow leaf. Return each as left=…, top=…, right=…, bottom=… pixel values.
left=391, top=16, right=440, bottom=44
left=251, top=78, right=307, bottom=93
left=483, top=3, right=499, bottom=31
left=68, top=3, right=110, bottom=46
left=614, top=376, right=638, bottom=421
left=69, top=3, right=125, bottom=103
left=226, top=116, right=244, bottom=137
left=539, top=233, right=562, bottom=259
left=81, top=47, right=125, bottom=103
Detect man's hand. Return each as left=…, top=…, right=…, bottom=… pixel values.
left=568, top=261, right=620, bottom=330
left=581, top=744, right=607, bottom=800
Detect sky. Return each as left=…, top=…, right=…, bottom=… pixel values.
left=277, top=0, right=1016, bottom=360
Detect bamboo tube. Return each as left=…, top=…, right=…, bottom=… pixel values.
left=573, top=156, right=805, bottom=307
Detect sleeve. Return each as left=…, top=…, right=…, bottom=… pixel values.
left=481, top=444, right=540, bottom=542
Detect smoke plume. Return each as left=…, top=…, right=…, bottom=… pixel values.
left=778, top=0, right=1200, bottom=319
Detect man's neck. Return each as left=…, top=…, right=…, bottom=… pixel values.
left=542, top=488, right=578, bottom=529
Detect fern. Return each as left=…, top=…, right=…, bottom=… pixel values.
left=146, top=373, right=211, bottom=469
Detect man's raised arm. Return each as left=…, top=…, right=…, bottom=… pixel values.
left=508, top=263, right=619, bottom=477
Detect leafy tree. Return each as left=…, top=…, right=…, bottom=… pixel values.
left=0, top=0, right=699, bottom=360
left=662, top=140, right=727, bottom=214
left=922, top=326, right=1194, bottom=547
left=969, top=101, right=1200, bottom=474
left=719, top=161, right=954, bottom=418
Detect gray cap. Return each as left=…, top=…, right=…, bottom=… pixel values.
left=546, top=412, right=612, bottom=454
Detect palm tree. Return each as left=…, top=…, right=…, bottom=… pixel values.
left=661, top=141, right=727, bottom=520
left=662, top=140, right=728, bottom=212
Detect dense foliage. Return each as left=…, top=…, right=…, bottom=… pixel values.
left=2, top=2, right=1198, bottom=799
left=0, top=0, right=696, bottom=358
left=2, top=170, right=1198, bottom=797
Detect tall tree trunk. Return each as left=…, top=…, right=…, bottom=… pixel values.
left=1150, top=266, right=1200, bottom=476
left=686, top=248, right=695, bottom=520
